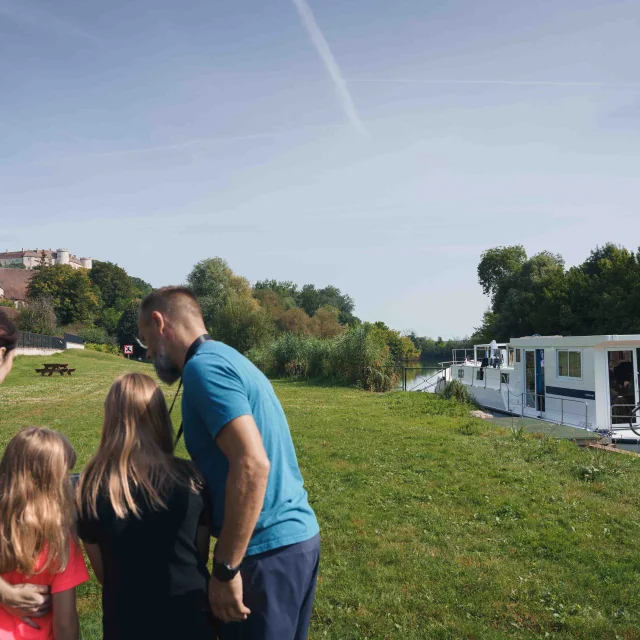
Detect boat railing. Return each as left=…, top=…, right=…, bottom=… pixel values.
left=505, top=391, right=590, bottom=430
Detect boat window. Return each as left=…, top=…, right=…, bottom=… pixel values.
left=458, top=369, right=465, bottom=380
left=557, top=349, right=582, bottom=379
left=516, top=349, right=521, bottom=363
left=501, top=373, right=510, bottom=384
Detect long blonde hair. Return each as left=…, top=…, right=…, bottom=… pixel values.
left=79, top=373, right=200, bottom=520
left=0, top=428, right=77, bottom=576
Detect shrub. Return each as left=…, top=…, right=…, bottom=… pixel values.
left=440, top=379, right=474, bottom=404
left=0, top=299, right=16, bottom=308
left=77, top=325, right=115, bottom=345
left=85, top=343, right=121, bottom=356
left=18, top=296, right=56, bottom=335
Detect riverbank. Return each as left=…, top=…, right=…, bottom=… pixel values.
left=1, top=351, right=639, bottom=638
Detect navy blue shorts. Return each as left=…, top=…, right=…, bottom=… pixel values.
left=215, top=534, right=320, bottom=640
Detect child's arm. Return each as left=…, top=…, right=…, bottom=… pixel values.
left=52, top=589, right=79, bottom=640
left=82, top=543, right=104, bottom=586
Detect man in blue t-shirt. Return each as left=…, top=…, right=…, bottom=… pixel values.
left=138, top=287, right=320, bottom=640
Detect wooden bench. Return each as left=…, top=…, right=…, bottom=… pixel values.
left=35, top=368, right=75, bottom=376
left=35, top=364, right=76, bottom=377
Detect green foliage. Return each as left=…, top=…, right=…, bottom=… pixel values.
left=18, top=296, right=56, bottom=335
left=85, top=342, right=121, bottom=356
left=440, top=379, right=474, bottom=404
left=96, top=307, right=122, bottom=335
left=0, top=299, right=16, bottom=308
left=407, top=334, right=472, bottom=363
left=3, top=262, right=26, bottom=269
left=89, top=261, right=133, bottom=311
left=213, top=296, right=274, bottom=354
left=77, top=325, right=115, bottom=345
left=27, top=264, right=101, bottom=325
left=129, top=276, right=153, bottom=300
left=116, top=301, right=141, bottom=350
left=474, top=243, right=640, bottom=340
left=477, top=245, right=528, bottom=298
left=249, top=325, right=398, bottom=391
left=187, top=257, right=253, bottom=331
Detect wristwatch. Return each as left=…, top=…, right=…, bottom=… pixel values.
left=213, top=557, right=242, bottom=583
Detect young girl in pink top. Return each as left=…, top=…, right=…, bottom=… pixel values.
left=0, top=428, right=89, bottom=640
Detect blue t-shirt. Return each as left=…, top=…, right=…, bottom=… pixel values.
left=181, top=340, right=319, bottom=556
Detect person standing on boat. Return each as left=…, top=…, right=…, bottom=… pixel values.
left=490, top=340, right=500, bottom=368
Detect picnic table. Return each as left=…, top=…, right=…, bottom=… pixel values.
left=35, top=363, right=76, bottom=377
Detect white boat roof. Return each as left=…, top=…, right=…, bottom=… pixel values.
left=508, top=335, right=640, bottom=348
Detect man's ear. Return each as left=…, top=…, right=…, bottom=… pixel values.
left=0, top=347, right=6, bottom=361
left=151, top=311, right=166, bottom=336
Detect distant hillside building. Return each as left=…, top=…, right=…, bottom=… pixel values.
left=0, top=249, right=92, bottom=271
left=0, top=268, right=33, bottom=306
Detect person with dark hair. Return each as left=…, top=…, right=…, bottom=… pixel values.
left=138, top=286, right=320, bottom=640
left=0, top=309, right=19, bottom=385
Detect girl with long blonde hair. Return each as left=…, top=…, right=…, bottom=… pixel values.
left=77, top=373, right=213, bottom=640
left=0, top=428, right=89, bottom=640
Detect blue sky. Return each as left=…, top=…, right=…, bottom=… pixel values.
left=1, top=0, right=639, bottom=337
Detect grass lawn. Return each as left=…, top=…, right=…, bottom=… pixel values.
left=2, top=349, right=640, bottom=639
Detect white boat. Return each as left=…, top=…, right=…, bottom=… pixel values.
left=440, top=335, right=640, bottom=442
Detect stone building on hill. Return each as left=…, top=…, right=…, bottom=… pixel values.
left=0, top=248, right=92, bottom=271
left=0, top=268, right=33, bottom=306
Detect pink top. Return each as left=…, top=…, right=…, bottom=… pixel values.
left=0, top=538, right=89, bottom=640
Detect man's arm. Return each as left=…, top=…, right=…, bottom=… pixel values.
left=82, top=544, right=104, bottom=586
left=52, top=589, right=79, bottom=640
left=0, top=577, right=51, bottom=629
left=209, top=414, right=270, bottom=623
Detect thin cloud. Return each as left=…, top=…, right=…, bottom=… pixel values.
left=0, top=0, right=100, bottom=44
left=347, top=78, right=640, bottom=89
left=292, top=0, right=369, bottom=137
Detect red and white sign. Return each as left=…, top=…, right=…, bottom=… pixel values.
left=124, top=345, right=134, bottom=355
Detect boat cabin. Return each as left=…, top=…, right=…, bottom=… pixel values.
left=445, top=335, right=640, bottom=440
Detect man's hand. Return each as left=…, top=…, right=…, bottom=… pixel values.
left=0, top=583, right=51, bottom=630
left=208, top=575, right=251, bottom=623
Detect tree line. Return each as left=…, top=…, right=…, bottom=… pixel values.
left=16, top=261, right=152, bottom=352
left=475, top=243, right=640, bottom=340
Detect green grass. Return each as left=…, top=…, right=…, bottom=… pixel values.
left=2, top=350, right=640, bottom=639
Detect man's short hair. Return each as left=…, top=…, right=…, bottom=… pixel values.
left=140, top=287, right=204, bottom=327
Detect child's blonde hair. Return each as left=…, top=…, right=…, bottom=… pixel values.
left=78, top=373, right=200, bottom=520
left=0, top=427, right=76, bottom=576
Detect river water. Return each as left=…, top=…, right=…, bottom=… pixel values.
left=395, top=363, right=443, bottom=391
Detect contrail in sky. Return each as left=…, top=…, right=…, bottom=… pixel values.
left=347, top=78, right=640, bottom=88
left=292, top=0, right=369, bottom=137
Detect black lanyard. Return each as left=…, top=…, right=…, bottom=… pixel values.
left=171, top=334, right=213, bottom=449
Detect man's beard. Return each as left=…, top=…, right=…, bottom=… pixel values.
left=153, top=344, right=181, bottom=386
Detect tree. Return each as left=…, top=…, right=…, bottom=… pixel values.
left=129, top=276, right=153, bottom=300
left=276, top=307, right=312, bottom=335
left=187, top=257, right=255, bottom=330
left=213, top=296, right=274, bottom=354
left=310, top=305, right=344, bottom=339
left=90, top=261, right=133, bottom=311
left=116, top=301, right=142, bottom=354
left=254, top=280, right=299, bottom=307
left=477, top=246, right=528, bottom=298
left=18, top=296, right=56, bottom=335
left=27, top=264, right=101, bottom=326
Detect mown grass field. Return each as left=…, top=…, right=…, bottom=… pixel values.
left=1, top=349, right=640, bottom=639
